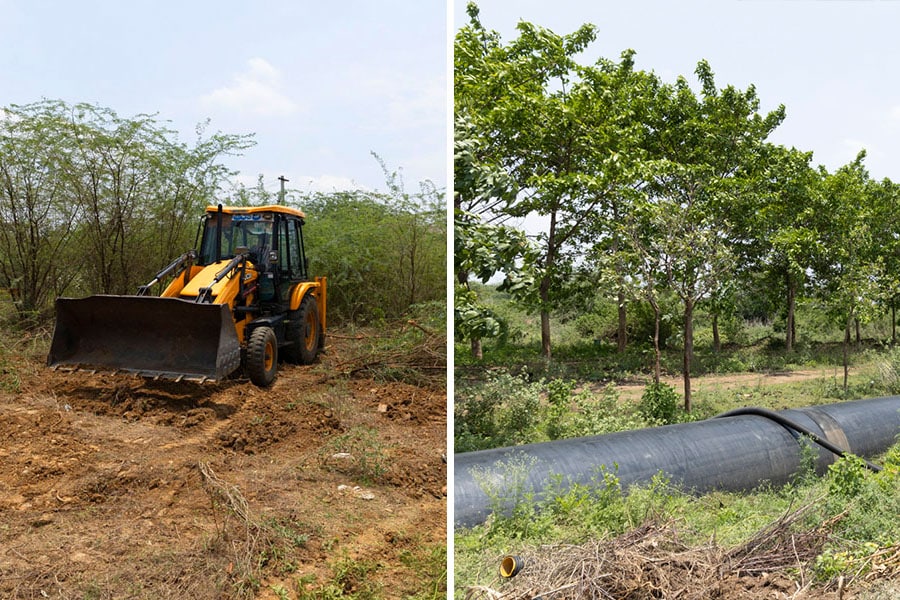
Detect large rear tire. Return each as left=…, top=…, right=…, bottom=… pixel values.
left=246, top=326, right=278, bottom=387
left=284, top=294, right=320, bottom=365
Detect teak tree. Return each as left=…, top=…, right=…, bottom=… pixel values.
left=456, top=3, right=646, bottom=360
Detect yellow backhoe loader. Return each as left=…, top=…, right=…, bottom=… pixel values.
left=47, top=204, right=326, bottom=386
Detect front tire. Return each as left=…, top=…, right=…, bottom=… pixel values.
left=284, top=294, right=320, bottom=365
left=246, top=326, right=278, bottom=387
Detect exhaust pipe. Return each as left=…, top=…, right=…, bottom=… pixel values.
left=454, top=396, right=900, bottom=529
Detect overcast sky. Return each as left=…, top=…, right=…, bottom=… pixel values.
left=455, top=0, right=900, bottom=184
left=0, top=0, right=447, bottom=196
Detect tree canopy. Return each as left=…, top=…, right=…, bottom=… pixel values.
left=0, top=100, right=445, bottom=328
left=455, top=2, right=900, bottom=404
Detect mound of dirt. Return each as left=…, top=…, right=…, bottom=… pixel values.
left=0, top=331, right=446, bottom=598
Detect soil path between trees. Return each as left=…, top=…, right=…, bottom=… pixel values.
left=613, top=367, right=845, bottom=403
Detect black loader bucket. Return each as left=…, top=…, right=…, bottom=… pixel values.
left=47, top=295, right=242, bottom=382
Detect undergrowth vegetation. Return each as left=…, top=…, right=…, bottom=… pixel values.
left=455, top=288, right=900, bottom=598
left=456, top=443, right=900, bottom=598
left=455, top=286, right=900, bottom=453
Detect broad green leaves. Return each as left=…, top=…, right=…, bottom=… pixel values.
left=454, top=5, right=900, bottom=407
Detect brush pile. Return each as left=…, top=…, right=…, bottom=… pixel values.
left=326, top=319, right=446, bottom=388
left=465, top=502, right=899, bottom=600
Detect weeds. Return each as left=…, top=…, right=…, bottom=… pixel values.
left=456, top=371, right=654, bottom=452
left=638, top=382, right=680, bottom=424
left=321, top=427, right=390, bottom=484
left=456, top=441, right=900, bottom=598
left=328, top=301, right=446, bottom=389
left=399, top=545, right=447, bottom=600
left=455, top=371, right=543, bottom=452
left=198, top=461, right=314, bottom=598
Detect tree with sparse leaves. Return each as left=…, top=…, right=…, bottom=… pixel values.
left=0, top=100, right=251, bottom=320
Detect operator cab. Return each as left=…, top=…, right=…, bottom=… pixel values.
left=198, top=213, right=273, bottom=268
left=197, top=206, right=310, bottom=303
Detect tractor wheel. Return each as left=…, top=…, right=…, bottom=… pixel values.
left=284, top=294, right=320, bottom=365
left=246, top=326, right=278, bottom=387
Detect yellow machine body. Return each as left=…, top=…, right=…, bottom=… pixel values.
left=47, top=204, right=326, bottom=384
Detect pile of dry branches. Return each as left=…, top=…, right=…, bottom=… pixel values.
left=327, top=319, right=446, bottom=387
left=464, top=502, right=868, bottom=600
left=198, top=461, right=278, bottom=597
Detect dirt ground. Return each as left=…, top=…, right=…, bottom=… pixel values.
left=613, top=367, right=837, bottom=403
left=0, top=332, right=446, bottom=599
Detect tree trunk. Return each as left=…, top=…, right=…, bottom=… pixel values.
left=612, top=227, right=627, bottom=353
left=893, top=299, right=897, bottom=345
left=712, top=312, right=721, bottom=354
left=791, top=310, right=796, bottom=346
left=471, top=338, right=483, bottom=361
left=683, top=298, right=694, bottom=412
left=786, top=275, right=795, bottom=352
left=539, top=310, right=552, bottom=360
left=617, top=290, right=627, bottom=353
left=539, top=274, right=552, bottom=361
left=843, top=319, right=851, bottom=392
left=651, top=298, right=661, bottom=384
left=540, top=209, right=558, bottom=361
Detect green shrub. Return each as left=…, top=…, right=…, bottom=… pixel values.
left=569, top=384, right=645, bottom=436
left=572, top=306, right=617, bottom=340
left=544, top=378, right=577, bottom=440
left=454, top=370, right=544, bottom=452
left=814, top=542, right=881, bottom=582
left=302, top=184, right=445, bottom=326
left=638, top=382, right=680, bottom=425
left=629, top=300, right=675, bottom=349
left=827, top=453, right=868, bottom=499
left=544, top=381, right=645, bottom=440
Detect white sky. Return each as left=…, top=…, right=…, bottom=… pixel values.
left=4, top=2, right=897, bottom=205
left=0, top=0, right=447, bottom=195
left=454, top=0, right=900, bottom=184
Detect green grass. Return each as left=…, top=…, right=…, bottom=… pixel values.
left=320, top=426, right=391, bottom=485
left=456, top=290, right=900, bottom=597
left=455, top=445, right=900, bottom=598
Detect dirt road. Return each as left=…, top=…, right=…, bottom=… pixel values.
left=613, top=367, right=843, bottom=403
left=0, top=333, right=446, bottom=598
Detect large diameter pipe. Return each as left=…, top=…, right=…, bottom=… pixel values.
left=454, top=396, right=900, bottom=529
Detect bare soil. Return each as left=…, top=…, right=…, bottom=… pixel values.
left=613, top=367, right=839, bottom=403
left=0, top=332, right=446, bottom=599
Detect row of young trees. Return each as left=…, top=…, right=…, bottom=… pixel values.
left=454, top=4, right=900, bottom=409
left=0, top=100, right=446, bottom=328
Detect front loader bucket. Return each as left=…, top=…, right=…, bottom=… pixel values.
left=47, top=295, right=242, bottom=382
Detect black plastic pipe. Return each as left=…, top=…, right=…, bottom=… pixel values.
left=714, top=407, right=881, bottom=472
left=454, top=396, right=900, bottom=529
